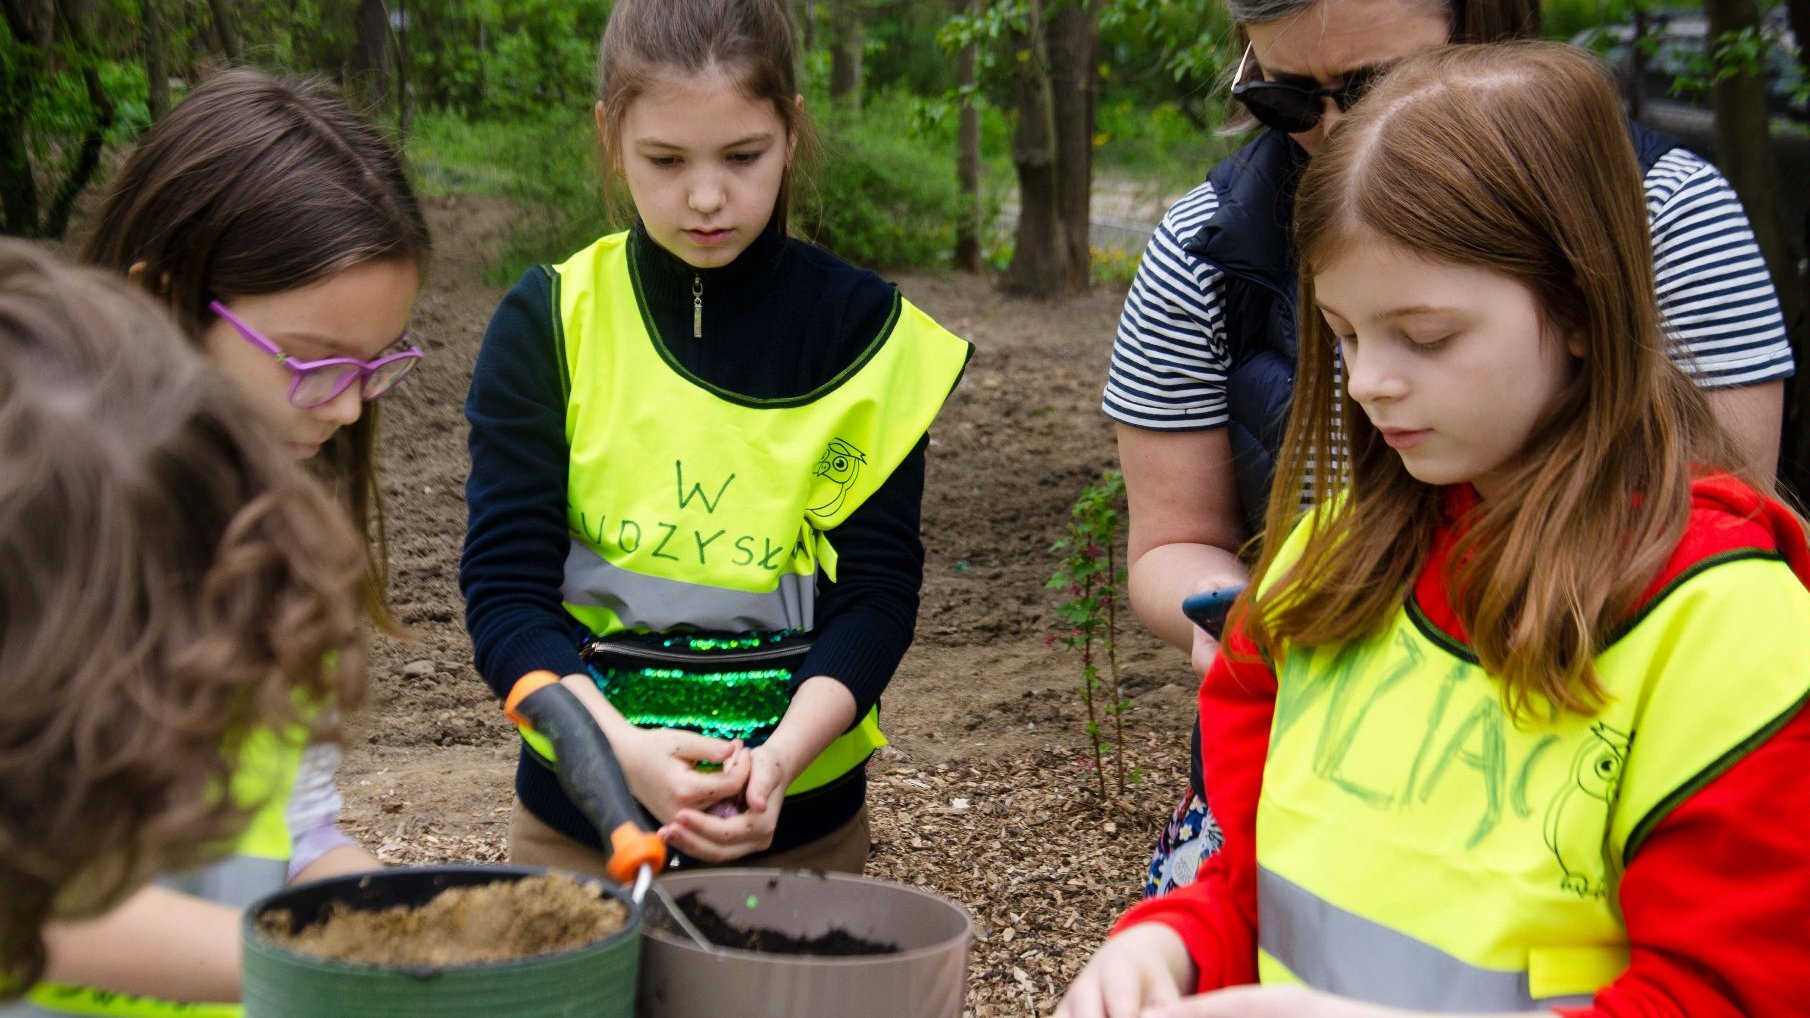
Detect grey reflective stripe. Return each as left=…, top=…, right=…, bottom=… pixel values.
left=563, top=539, right=816, bottom=632
left=155, top=855, right=289, bottom=909
left=1258, top=867, right=1597, bottom=1011
left=0, top=1001, right=60, bottom=1016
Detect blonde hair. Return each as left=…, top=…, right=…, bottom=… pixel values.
left=0, top=242, right=370, bottom=993
left=1249, top=42, right=1764, bottom=716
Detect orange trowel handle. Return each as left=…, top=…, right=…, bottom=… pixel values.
left=505, top=671, right=668, bottom=885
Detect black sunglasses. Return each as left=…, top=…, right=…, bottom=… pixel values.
left=1230, top=43, right=1387, bottom=135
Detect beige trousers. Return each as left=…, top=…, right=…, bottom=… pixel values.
left=508, top=797, right=871, bottom=876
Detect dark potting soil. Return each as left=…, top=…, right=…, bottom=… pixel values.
left=259, top=874, right=629, bottom=966
left=669, top=889, right=899, bottom=956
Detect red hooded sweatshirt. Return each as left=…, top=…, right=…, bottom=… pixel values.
left=1115, top=475, right=1810, bottom=1018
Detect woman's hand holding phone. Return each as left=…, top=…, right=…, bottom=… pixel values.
left=1181, top=584, right=1246, bottom=676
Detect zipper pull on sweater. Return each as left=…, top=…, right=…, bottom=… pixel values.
left=692, top=275, right=703, bottom=339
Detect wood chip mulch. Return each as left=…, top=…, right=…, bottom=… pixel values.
left=349, top=734, right=1186, bottom=1017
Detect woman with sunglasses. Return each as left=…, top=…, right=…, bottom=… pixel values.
left=1108, top=0, right=1796, bottom=902
left=6, top=68, right=431, bottom=1017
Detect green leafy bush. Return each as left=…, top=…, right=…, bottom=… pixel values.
left=1094, top=98, right=1231, bottom=194
left=797, top=99, right=972, bottom=270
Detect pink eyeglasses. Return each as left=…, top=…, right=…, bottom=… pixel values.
left=209, top=300, right=422, bottom=409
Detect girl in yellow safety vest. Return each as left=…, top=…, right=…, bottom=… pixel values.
left=0, top=245, right=371, bottom=1004
left=5, top=68, right=430, bottom=1017
left=1059, top=43, right=1810, bottom=1018
left=462, top=0, right=969, bottom=875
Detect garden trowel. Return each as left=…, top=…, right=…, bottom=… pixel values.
left=504, top=671, right=716, bottom=949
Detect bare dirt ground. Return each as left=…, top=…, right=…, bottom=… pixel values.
left=340, top=196, right=1199, bottom=1015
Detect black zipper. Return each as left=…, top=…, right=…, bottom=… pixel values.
left=692, top=274, right=703, bottom=339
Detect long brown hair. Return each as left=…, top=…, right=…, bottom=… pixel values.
left=596, top=0, right=815, bottom=233
left=1249, top=42, right=1757, bottom=716
left=81, top=67, right=430, bottom=633
left=0, top=242, right=370, bottom=994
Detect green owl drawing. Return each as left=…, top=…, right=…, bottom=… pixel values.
left=807, top=438, right=867, bottom=518
left=1542, top=722, right=1632, bottom=899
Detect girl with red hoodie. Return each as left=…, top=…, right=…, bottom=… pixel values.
left=1057, top=42, right=1810, bottom=1018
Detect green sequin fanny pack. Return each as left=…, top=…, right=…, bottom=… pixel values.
left=579, top=630, right=812, bottom=744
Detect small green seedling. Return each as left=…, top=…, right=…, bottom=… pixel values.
left=1048, top=469, right=1133, bottom=799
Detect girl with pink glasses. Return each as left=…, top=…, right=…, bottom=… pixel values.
left=7, top=67, right=431, bottom=1017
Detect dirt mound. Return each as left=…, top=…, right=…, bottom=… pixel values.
left=261, top=874, right=628, bottom=966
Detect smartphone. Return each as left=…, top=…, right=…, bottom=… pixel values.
left=1181, top=584, right=1247, bottom=639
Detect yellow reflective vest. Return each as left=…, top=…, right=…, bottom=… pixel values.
left=1252, top=487, right=1810, bottom=1010
left=544, top=232, right=970, bottom=794
left=13, top=729, right=302, bottom=1017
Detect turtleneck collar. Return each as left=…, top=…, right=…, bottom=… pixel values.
left=630, top=218, right=789, bottom=326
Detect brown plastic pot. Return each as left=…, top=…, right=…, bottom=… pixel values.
left=637, top=869, right=971, bottom=1018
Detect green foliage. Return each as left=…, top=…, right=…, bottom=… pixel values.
left=1671, top=24, right=1795, bottom=103
left=1094, top=97, right=1233, bottom=194
left=799, top=100, right=972, bottom=269
left=1560, top=2, right=1807, bottom=114
left=1090, top=246, right=1142, bottom=287
left=1098, top=0, right=1235, bottom=127
left=1540, top=0, right=1652, bottom=43
left=1047, top=469, right=1133, bottom=800
left=856, top=1, right=966, bottom=97
left=2, top=1, right=146, bottom=237
left=408, top=0, right=613, bottom=118
left=407, top=108, right=620, bottom=285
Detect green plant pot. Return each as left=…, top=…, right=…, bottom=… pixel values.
left=242, top=865, right=640, bottom=1018
left=638, top=869, right=971, bottom=1018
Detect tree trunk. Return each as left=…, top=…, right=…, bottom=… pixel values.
left=1706, top=0, right=1808, bottom=491
left=1001, top=0, right=1068, bottom=298
left=954, top=0, right=983, bottom=273
left=143, top=0, right=169, bottom=121
left=829, top=0, right=862, bottom=111
left=208, top=0, right=241, bottom=61
left=0, top=106, right=39, bottom=236
left=476, top=17, right=487, bottom=109
left=3, top=0, right=55, bottom=47
left=1047, top=0, right=1097, bottom=292
left=353, top=0, right=390, bottom=113
left=1787, top=0, right=1810, bottom=94
left=1623, top=4, right=1647, bottom=121
left=0, top=2, right=47, bottom=234
left=45, top=60, right=114, bottom=237
left=393, top=0, right=410, bottom=137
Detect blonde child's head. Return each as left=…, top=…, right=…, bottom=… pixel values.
left=82, top=66, right=430, bottom=633
left=595, top=0, right=814, bottom=266
left=0, top=242, right=370, bottom=993
left=1252, top=42, right=1751, bottom=714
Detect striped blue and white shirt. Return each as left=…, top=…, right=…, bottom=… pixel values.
left=1103, top=148, right=1794, bottom=432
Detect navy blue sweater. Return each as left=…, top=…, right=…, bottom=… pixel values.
left=461, top=224, right=926, bottom=854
